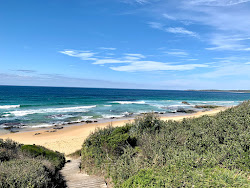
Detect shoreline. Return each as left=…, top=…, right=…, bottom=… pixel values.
left=0, top=107, right=228, bottom=155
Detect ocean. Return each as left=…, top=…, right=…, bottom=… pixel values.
left=0, top=86, right=250, bottom=133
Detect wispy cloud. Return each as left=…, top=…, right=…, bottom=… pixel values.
left=99, top=47, right=116, bottom=50
left=110, top=61, right=208, bottom=72
left=93, top=59, right=129, bottom=65
left=193, top=61, right=250, bottom=78
left=165, top=27, right=199, bottom=38
left=162, top=13, right=176, bottom=20
left=139, top=0, right=250, bottom=51
left=0, top=72, right=149, bottom=89
left=148, top=22, right=164, bottom=30
left=12, top=69, right=37, bottom=73
left=164, top=50, right=189, bottom=56
left=148, top=22, right=199, bottom=38
left=60, top=49, right=208, bottom=72
left=59, top=50, right=97, bottom=61
left=206, top=34, right=250, bottom=51
left=189, top=0, right=250, bottom=6
left=121, top=0, right=150, bottom=4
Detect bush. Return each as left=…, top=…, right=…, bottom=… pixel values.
left=81, top=101, right=250, bottom=187
left=0, top=139, right=20, bottom=162
left=81, top=124, right=136, bottom=174
left=121, top=166, right=249, bottom=188
left=21, top=145, right=65, bottom=170
left=0, top=159, right=51, bottom=188
left=0, top=140, right=66, bottom=187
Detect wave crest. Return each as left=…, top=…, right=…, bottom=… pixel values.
left=9, top=105, right=96, bottom=117
left=0, top=105, right=20, bottom=109
left=112, top=101, right=145, bottom=104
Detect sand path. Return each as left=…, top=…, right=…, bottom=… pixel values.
left=0, top=107, right=228, bottom=155
left=60, top=158, right=107, bottom=188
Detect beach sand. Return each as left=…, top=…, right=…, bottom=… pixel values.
left=0, top=107, right=228, bottom=155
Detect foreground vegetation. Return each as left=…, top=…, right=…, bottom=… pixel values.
left=81, top=101, right=250, bottom=187
left=0, top=140, right=65, bottom=188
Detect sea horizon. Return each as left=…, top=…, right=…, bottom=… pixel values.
left=1, top=85, right=250, bottom=134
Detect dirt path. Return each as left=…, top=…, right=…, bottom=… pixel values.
left=60, top=158, right=107, bottom=188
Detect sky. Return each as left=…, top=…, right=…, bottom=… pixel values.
left=0, top=0, right=250, bottom=90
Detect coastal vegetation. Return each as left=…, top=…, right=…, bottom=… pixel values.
left=81, top=101, right=250, bottom=187
left=0, top=140, right=65, bottom=188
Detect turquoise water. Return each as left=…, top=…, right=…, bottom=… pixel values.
left=0, top=86, right=249, bottom=131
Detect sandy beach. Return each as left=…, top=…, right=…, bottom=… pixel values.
left=0, top=107, right=228, bottom=155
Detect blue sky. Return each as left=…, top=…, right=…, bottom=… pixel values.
left=0, top=0, right=250, bottom=90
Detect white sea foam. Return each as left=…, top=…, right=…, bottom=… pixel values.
left=0, top=105, right=20, bottom=109
left=112, top=101, right=146, bottom=104
left=102, top=114, right=124, bottom=119
left=168, top=105, right=195, bottom=107
left=49, top=114, right=75, bottom=119
left=9, top=105, right=96, bottom=117
left=189, top=101, right=236, bottom=104
left=29, top=124, right=54, bottom=128
left=2, top=114, right=11, bottom=117
left=81, top=116, right=94, bottom=120
left=149, top=104, right=166, bottom=108
left=104, top=105, right=112, bottom=107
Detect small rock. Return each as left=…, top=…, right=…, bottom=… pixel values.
left=34, top=133, right=41, bottom=135
left=10, top=130, right=19, bottom=133
left=86, top=120, right=93, bottom=123
left=182, top=101, right=190, bottom=105
left=53, top=127, right=64, bottom=130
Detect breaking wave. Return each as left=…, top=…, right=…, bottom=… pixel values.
left=9, top=105, right=97, bottom=117
left=0, top=105, right=20, bottom=109
left=112, top=101, right=146, bottom=105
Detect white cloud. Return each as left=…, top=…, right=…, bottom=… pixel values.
left=148, top=22, right=199, bottom=38
left=143, top=0, right=250, bottom=51
left=124, top=53, right=146, bottom=59
left=165, top=51, right=189, bottom=56
left=206, top=34, right=250, bottom=51
left=59, top=50, right=97, bottom=61
left=245, top=62, right=250, bottom=64
left=99, top=47, right=116, bottom=50
left=135, top=0, right=149, bottom=4
left=60, top=49, right=208, bottom=72
left=162, top=13, right=176, bottom=20
left=194, top=62, right=250, bottom=78
left=186, top=59, right=198, bottom=61
left=165, top=27, right=199, bottom=38
left=93, top=59, right=130, bottom=65
left=189, top=0, right=250, bottom=6
left=110, top=61, right=208, bottom=72
left=122, top=0, right=150, bottom=4
left=148, top=22, right=164, bottom=30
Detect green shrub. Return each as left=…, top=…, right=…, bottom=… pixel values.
left=0, top=159, right=51, bottom=188
left=67, top=149, right=81, bottom=159
left=81, top=101, right=250, bottom=187
left=81, top=124, right=136, bottom=174
left=21, top=145, right=65, bottom=170
left=0, top=140, right=66, bottom=187
left=0, top=139, right=20, bottom=162
left=121, top=166, right=249, bottom=188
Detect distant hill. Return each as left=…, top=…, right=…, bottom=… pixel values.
left=187, top=89, right=250, bottom=93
